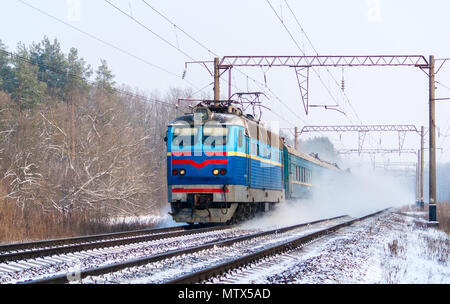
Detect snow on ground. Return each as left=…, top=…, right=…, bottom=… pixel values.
left=231, top=209, right=449, bottom=284
left=107, top=205, right=184, bottom=228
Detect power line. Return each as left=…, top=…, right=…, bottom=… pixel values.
left=140, top=0, right=217, bottom=57
left=105, top=0, right=242, bottom=100
left=104, top=0, right=195, bottom=61
left=18, top=0, right=175, bottom=78
left=265, top=0, right=344, bottom=114
left=0, top=48, right=188, bottom=110
left=13, top=1, right=296, bottom=125
left=283, top=0, right=364, bottom=125
left=273, top=0, right=386, bottom=151
left=17, top=0, right=207, bottom=94
left=436, top=80, right=450, bottom=92
left=119, top=0, right=306, bottom=128
left=263, top=1, right=355, bottom=147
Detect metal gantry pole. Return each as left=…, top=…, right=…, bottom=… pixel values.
left=420, top=126, right=425, bottom=209
left=416, top=160, right=419, bottom=204
left=428, top=56, right=438, bottom=225
left=417, top=152, right=420, bottom=204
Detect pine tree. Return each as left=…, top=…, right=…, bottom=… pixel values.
left=29, top=36, right=68, bottom=99
left=0, top=40, right=13, bottom=92
left=95, top=59, right=115, bottom=95
left=66, top=47, right=92, bottom=94
left=11, top=43, right=47, bottom=110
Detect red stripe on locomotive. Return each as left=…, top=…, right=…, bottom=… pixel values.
left=172, top=158, right=228, bottom=169
left=172, top=188, right=229, bottom=193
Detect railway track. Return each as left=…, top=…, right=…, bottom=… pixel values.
left=0, top=224, right=228, bottom=264
left=22, top=214, right=352, bottom=284
left=167, top=208, right=389, bottom=284
left=4, top=209, right=388, bottom=284
left=1, top=223, right=247, bottom=283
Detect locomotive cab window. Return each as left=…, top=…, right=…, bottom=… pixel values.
left=203, top=126, right=229, bottom=147
left=172, top=127, right=199, bottom=147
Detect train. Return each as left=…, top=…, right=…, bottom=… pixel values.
left=166, top=101, right=341, bottom=224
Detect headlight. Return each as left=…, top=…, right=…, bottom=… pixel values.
left=179, top=169, right=186, bottom=176
left=212, top=169, right=220, bottom=175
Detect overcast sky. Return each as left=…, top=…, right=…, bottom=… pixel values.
left=2, top=0, right=450, bottom=166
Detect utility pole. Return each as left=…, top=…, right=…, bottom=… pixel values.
left=420, top=126, right=425, bottom=209
left=416, top=151, right=420, bottom=205
left=428, top=56, right=438, bottom=225
left=214, top=57, right=220, bottom=105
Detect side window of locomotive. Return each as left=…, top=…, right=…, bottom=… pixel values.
left=172, top=127, right=199, bottom=147
left=203, top=126, right=229, bottom=147
left=237, top=129, right=243, bottom=148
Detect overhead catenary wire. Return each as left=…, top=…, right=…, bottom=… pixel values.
left=284, top=0, right=363, bottom=125
left=13, top=0, right=296, bottom=127
left=264, top=0, right=359, bottom=149
left=275, top=0, right=399, bottom=152
left=16, top=0, right=208, bottom=95
left=105, top=0, right=248, bottom=101
left=140, top=0, right=216, bottom=57
left=122, top=0, right=309, bottom=128
left=265, top=0, right=344, bottom=114
left=104, top=0, right=195, bottom=61
left=0, top=48, right=189, bottom=111
left=281, top=0, right=419, bottom=156
left=138, top=0, right=301, bottom=123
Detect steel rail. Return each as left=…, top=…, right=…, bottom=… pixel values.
left=0, top=225, right=197, bottom=253
left=166, top=208, right=389, bottom=284
left=22, top=215, right=347, bottom=284
left=0, top=224, right=227, bottom=263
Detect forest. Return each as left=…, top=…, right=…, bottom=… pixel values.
left=0, top=36, right=193, bottom=242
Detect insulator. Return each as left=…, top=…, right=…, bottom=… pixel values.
left=341, top=79, right=345, bottom=91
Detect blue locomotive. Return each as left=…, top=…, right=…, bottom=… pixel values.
left=166, top=101, right=340, bottom=224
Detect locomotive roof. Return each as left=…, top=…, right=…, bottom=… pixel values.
left=169, top=112, right=246, bottom=127
left=286, top=145, right=341, bottom=171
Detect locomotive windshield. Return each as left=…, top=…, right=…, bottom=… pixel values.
left=203, top=126, right=229, bottom=147
left=172, top=127, right=199, bottom=147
